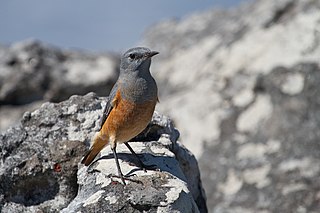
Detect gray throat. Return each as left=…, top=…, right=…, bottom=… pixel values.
left=119, top=72, right=158, bottom=103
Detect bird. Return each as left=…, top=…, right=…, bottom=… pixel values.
left=81, top=47, right=159, bottom=185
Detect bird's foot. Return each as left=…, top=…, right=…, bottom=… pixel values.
left=139, top=163, right=158, bottom=173
left=107, top=173, right=142, bottom=185
left=128, top=161, right=158, bottom=172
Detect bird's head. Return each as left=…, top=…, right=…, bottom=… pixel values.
left=120, top=47, right=159, bottom=75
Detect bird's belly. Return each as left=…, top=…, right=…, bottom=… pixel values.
left=103, top=98, right=156, bottom=143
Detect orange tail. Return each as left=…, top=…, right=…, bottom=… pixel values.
left=81, top=132, right=108, bottom=166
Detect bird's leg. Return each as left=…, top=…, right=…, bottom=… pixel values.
left=109, top=145, right=143, bottom=185
left=111, top=145, right=126, bottom=185
left=124, top=142, right=157, bottom=172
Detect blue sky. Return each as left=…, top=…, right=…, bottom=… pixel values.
left=0, top=0, right=246, bottom=52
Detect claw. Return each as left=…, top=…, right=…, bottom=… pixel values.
left=107, top=174, right=142, bottom=185
left=124, top=142, right=158, bottom=172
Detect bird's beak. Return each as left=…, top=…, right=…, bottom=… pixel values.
left=147, top=51, right=159, bottom=58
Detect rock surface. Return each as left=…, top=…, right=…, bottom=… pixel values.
left=0, top=93, right=207, bottom=212
left=200, top=63, right=320, bottom=212
left=0, top=40, right=119, bottom=132
left=141, top=0, right=320, bottom=212
left=1, top=0, right=320, bottom=212
left=143, top=0, right=320, bottom=157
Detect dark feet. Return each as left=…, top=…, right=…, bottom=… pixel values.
left=107, top=174, right=142, bottom=185
left=124, top=142, right=158, bottom=172
left=137, top=162, right=158, bottom=172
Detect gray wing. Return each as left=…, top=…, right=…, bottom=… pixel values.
left=99, top=82, right=118, bottom=131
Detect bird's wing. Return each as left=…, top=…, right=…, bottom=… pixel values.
left=99, top=82, right=119, bottom=131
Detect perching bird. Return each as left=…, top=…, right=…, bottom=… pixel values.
left=81, top=47, right=159, bottom=185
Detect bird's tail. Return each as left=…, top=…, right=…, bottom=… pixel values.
left=81, top=132, right=108, bottom=166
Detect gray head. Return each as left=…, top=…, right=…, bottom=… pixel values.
left=120, top=47, right=159, bottom=74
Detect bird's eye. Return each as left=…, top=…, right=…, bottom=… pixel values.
left=129, top=53, right=136, bottom=60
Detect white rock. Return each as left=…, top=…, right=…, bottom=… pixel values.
left=218, top=169, right=243, bottom=196
left=282, top=183, right=307, bottom=195
left=237, top=143, right=267, bottom=159
left=281, top=73, right=305, bottom=95
left=82, top=190, right=104, bottom=207
left=233, top=89, right=254, bottom=107
left=242, top=164, right=271, bottom=188
left=237, top=94, right=273, bottom=133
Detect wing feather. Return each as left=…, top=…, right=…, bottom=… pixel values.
left=99, top=83, right=119, bottom=130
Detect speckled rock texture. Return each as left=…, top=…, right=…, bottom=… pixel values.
left=0, top=93, right=207, bottom=213
left=143, top=0, right=320, bottom=158
left=199, top=63, right=320, bottom=212
left=0, top=40, right=119, bottom=132
left=1, top=0, right=320, bottom=212
left=141, top=0, right=320, bottom=212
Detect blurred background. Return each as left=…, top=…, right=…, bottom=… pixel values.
left=0, top=0, right=244, bottom=52
left=1, top=0, right=320, bottom=212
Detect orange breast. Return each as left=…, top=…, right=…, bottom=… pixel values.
left=101, top=90, right=157, bottom=143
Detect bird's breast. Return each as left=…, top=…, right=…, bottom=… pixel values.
left=101, top=89, right=157, bottom=143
